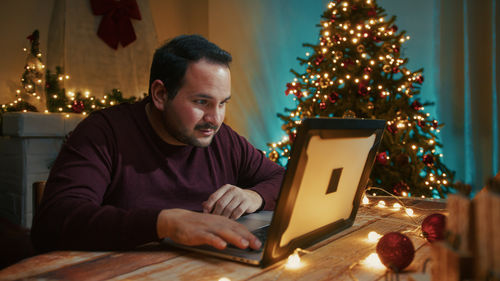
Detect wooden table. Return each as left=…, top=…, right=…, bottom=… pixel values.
left=0, top=197, right=446, bottom=281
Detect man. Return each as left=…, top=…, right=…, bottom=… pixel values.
left=31, top=35, right=284, bottom=252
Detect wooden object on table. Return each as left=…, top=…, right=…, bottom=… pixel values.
left=473, top=186, right=500, bottom=280
left=430, top=242, right=474, bottom=281
left=446, top=194, right=473, bottom=254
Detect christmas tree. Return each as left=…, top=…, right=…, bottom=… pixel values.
left=1, top=30, right=45, bottom=113
left=267, top=0, right=455, bottom=198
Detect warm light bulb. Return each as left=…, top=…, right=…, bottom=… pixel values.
left=377, top=201, right=386, bottom=208
left=218, top=278, right=231, bottom=281
left=405, top=208, right=414, bottom=216
left=362, top=195, right=369, bottom=205
left=362, top=253, right=385, bottom=270
left=393, top=203, right=402, bottom=210
left=285, top=252, right=303, bottom=269
left=367, top=231, right=382, bottom=242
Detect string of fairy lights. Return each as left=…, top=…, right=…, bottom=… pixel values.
left=266, top=0, right=454, bottom=198
left=214, top=191, right=446, bottom=281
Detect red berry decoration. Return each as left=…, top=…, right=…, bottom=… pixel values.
left=421, top=213, right=446, bottom=243
left=411, top=100, right=423, bottom=111
left=319, top=102, right=327, bottom=110
left=387, top=123, right=398, bottom=134
left=71, top=100, right=85, bottom=113
left=376, top=232, right=415, bottom=272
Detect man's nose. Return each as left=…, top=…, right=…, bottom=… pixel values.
left=204, top=106, right=223, bottom=124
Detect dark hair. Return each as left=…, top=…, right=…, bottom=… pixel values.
left=149, top=34, right=232, bottom=99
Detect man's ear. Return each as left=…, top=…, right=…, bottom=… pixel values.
left=150, top=79, right=168, bottom=111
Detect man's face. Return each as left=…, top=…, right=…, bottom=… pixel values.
left=161, top=60, right=231, bottom=147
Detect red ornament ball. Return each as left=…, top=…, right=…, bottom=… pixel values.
left=423, top=154, right=434, bottom=166
left=421, top=213, right=446, bottom=243
left=328, top=92, right=339, bottom=104
left=376, top=232, right=415, bottom=272
left=376, top=151, right=388, bottom=165
left=319, top=102, right=327, bottom=110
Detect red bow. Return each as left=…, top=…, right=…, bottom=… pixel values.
left=90, top=0, right=142, bottom=50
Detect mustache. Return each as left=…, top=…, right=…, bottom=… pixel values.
left=195, top=123, right=218, bottom=130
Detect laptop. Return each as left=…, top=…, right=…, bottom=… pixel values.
left=163, top=117, right=386, bottom=267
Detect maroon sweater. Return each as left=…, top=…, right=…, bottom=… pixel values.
left=31, top=98, right=284, bottom=251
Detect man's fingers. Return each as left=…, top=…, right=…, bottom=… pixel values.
left=203, top=185, right=231, bottom=213
left=202, top=232, right=227, bottom=250
left=229, top=202, right=247, bottom=220
left=222, top=197, right=241, bottom=218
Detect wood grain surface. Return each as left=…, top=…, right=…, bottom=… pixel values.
left=0, top=197, right=446, bottom=281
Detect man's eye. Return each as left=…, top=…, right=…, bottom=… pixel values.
left=194, top=100, right=207, bottom=105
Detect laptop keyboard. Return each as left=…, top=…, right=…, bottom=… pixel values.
left=227, top=225, right=269, bottom=251
left=252, top=226, right=269, bottom=242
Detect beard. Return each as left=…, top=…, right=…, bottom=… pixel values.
left=161, top=110, right=219, bottom=147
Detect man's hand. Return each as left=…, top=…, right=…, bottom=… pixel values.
left=157, top=209, right=261, bottom=250
left=202, top=184, right=263, bottom=219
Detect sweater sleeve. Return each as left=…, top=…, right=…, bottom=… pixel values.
left=225, top=126, right=285, bottom=211
left=31, top=112, right=161, bottom=252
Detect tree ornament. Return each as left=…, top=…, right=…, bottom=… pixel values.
left=364, top=67, right=373, bottom=74
left=416, top=75, right=424, bottom=84
left=392, top=67, right=400, bottom=73
left=411, top=100, right=422, bottom=111
left=342, top=110, right=356, bottom=118
left=357, top=45, right=365, bottom=53
left=328, top=92, right=339, bottom=103
left=376, top=151, right=388, bottom=165
left=393, top=181, right=410, bottom=195
left=421, top=213, right=446, bottom=243
left=390, top=25, right=398, bottom=33
left=314, top=55, right=324, bottom=65
left=432, top=120, right=439, bottom=129
left=417, top=120, right=425, bottom=128
left=289, top=132, right=297, bottom=142
left=358, top=83, right=370, bottom=96
left=269, top=150, right=279, bottom=162
left=367, top=8, right=377, bottom=16
left=387, top=123, right=398, bottom=134
left=423, top=154, right=434, bottom=166
left=71, top=100, right=85, bottom=113
left=367, top=101, right=374, bottom=110
left=343, top=59, right=354, bottom=69
left=376, top=232, right=415, bottom=272
left=319, top=102, right=327, bottom=110
left=393, top=46, right=400, bottom=53
left=383, top=65, right=392, bottom=73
